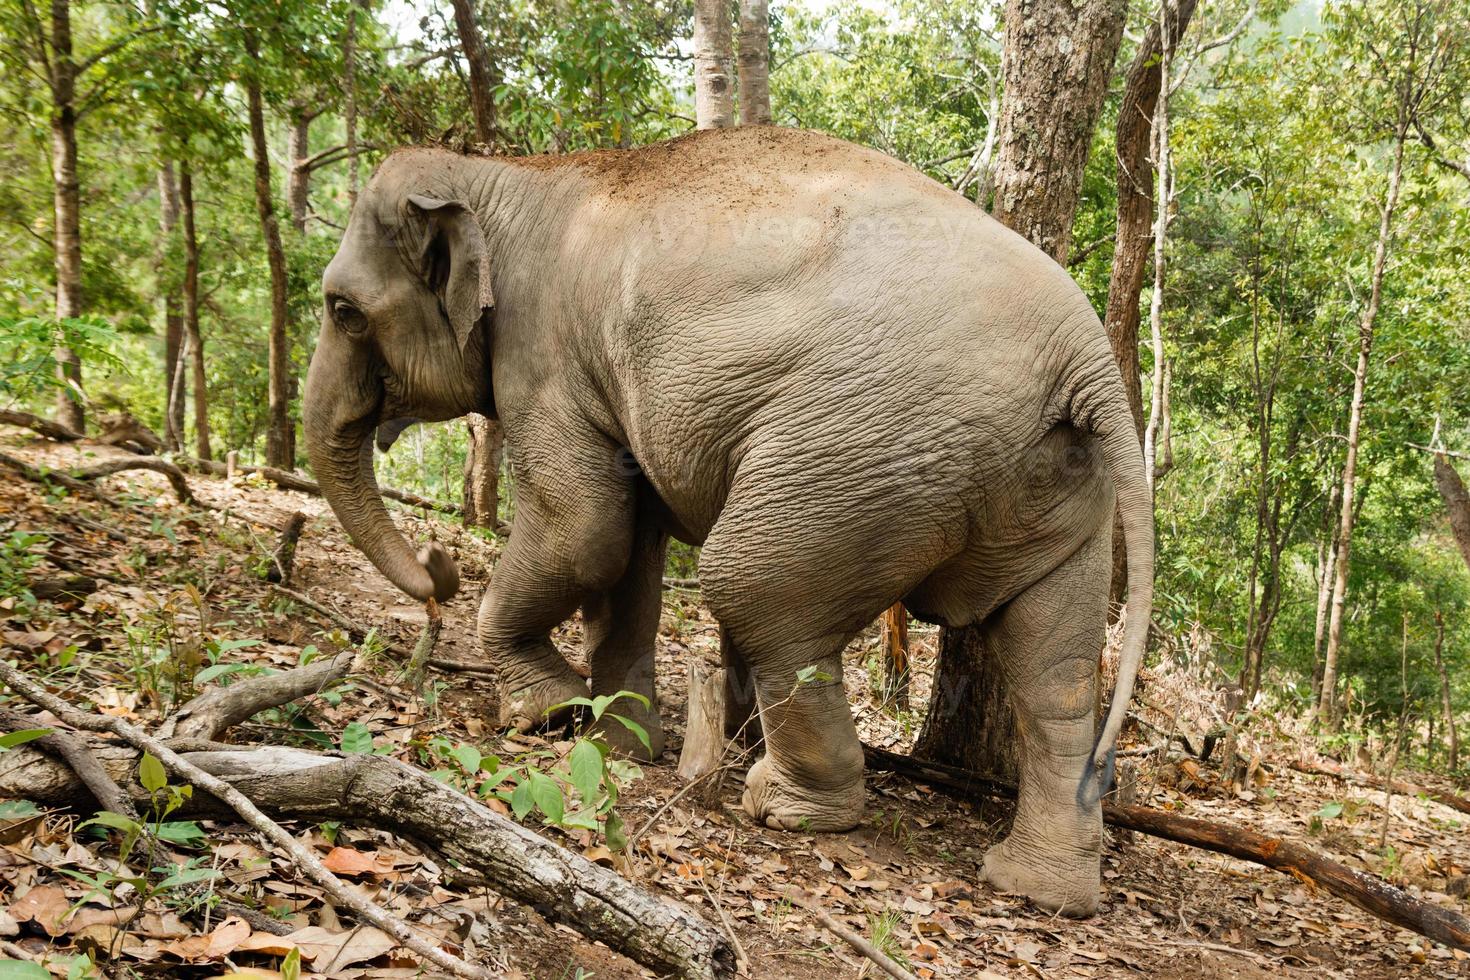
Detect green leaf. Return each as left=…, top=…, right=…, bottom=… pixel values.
left=0, top=729, right=51, bottom=751
left=568, top=739, right=604, bottom=804
left=605, top=809, right=628, bottom=851
left=607, top=714, right=651, bottom=753
left=448, top=744, right=481, bottom=775
left=281, top=946, right=302, bottom=980
left=0, top=960, right=52, bottom=979
left=339, top=722, right=373, bottom=754
left=528, top=770, right=565, bottom=824
left=79, top=811, right=143, bottom=836
left=193, top=662, right=251, bottom=685
left=138, top=753, right=167, bottom=794
left=156, top=821, right=206, bottom=845
left=1316, top=802, right=1344, bottom=820
left=65, top=953, right=94, bottom=980
left=510, top=778, right=534, bottom=820
left=156, top=866, right=220, bottom=890
left=0, top=800, right=40, bottom=820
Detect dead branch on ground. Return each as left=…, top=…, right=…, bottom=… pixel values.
left=71, top=456, right=195, bottom=504
left=180, top=455, right=460, bottom=516
left=786, top=889, right=920, bottom=980
left=0, top=656, right=736, bottom=979
left=0, top=658, right=498, bottom=979
left=862, top=743, right=1470, bottom=953
left=1287, top=757, right=1470, bottom=815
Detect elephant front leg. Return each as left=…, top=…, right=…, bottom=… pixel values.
left=979, top=527, right=1109, bottom=917
left=582, top=512, right=667, bottom=761
left=479, top=499, right=632, bottom=732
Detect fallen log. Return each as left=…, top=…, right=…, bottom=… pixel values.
left=180, top=455, right=461, bottom=516
left=71, top=456, right=195, bottom=504
left=1287, top=757, right=1470, bottom=816
left=862, top=744, right=1470, bottom=953
left=0, top=653, right=735, bottom=978
left=0, top=451, right=126, bottom=509
left=0, top=409, right=83, bottom=442
left=0, top=659, right=495, bottom=980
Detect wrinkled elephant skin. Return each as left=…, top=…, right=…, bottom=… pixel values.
left=302, top=127, right=1154, bottom=917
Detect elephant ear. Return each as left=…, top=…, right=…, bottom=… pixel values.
left=404, top=193, right=495, bottom=353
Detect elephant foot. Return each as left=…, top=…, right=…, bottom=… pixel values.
left=498, top=673, right=589, bottom=733
left=741, top=755, right=864, bottom=832
left=980, top=836, right=1100, bottom=917
left=586, top=698, right=665, bottom=761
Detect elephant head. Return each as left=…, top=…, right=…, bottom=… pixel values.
left=303, top=176, right=495, bottom=603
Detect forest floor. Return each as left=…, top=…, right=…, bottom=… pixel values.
left=0, top=424, right=1468, bottom=979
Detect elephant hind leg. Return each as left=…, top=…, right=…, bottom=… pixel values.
left=977, top=524, right=1110, bottom=917
left=582, top=497, right=668, bottom=760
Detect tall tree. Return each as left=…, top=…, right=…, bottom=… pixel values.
left=736, top=0, right=770, bottom=125
left=179, top=157, right=209, bottom=460
left=447, top=0, right=503, bottom=528
left=692, top=0, right=734, bottom=129
left=985, top=0, right=1127, bottom=263
left=916, top=0, right=1127, bottom=778
left=242, top=27, right=295, bottom=469
left=1318, top=0, right=1460, bottom=729
left=42, top=0, right=85, bottom=431
left=157, top=159, right=185, bottom=449
left=1434, top=453, right=1470, bottom=570
left=450, top=0, right=497, bottom=145
left=1104, top=0, right=1200, bottom=442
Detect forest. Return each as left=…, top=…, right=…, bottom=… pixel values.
left=1, top=0, right=1469, bottom=977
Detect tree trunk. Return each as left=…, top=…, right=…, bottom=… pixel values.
left=157, top=161, right=185, bottom=451
left=462, top=413, right=501, bottom=529
left=1435, top=609, right=1459, bottom=772
left=1311, top=473, right=1341, bottom=703
left=245, top=30, right=295, bottom=471
left=692, top=0, right=734, bottom=129
left=880, top=602, right=910, bottom=710
left=450, top=0, right=497, bottom=146
left=448, top=0, right=506, bottom=511
left=987, top=0, right=1127, bottom=263
left=286, top=108, right=311, bottom=233
left=345, top=4, right=360, bottom=208
left=180, top=159, right=210, bottom=460
left=917, top=0, right=1127, bottom=780
left=1105, top=0, right=1197, bottom=609
left=1433, top=453, right=1470, bottom=571
left=736, top=0, right=771, bottom=125
left=50, top=0, right=85, bottom=433
left=1320, top=123, right=1409, bottom=730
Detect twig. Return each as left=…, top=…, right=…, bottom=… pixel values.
left=1407, top=441, right=1470, bottom=461
left=0, top=659, right=496, bottom=980
left=785, top=889, right=917, bottom=980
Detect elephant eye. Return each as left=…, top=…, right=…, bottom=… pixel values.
left=332, top=299, right=368, bottom=336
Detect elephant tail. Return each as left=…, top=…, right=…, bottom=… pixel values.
left=1080, top=370, right=1156, bottom=773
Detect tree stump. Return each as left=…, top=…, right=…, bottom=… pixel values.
left=679, top=662, right=728, bottom=805
left=880, top=602, right=910, bottom=710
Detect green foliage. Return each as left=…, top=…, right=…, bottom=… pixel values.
left=417, top=691, right=647, bottom=848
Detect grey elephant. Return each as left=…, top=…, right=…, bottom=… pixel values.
left=302, top=126, right=1153, bottom=917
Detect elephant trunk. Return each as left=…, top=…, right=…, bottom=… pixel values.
left=303, top=397, right=459, bottom=604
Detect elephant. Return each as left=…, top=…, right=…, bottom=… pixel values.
left=302, top=125, right=1154, bottom=917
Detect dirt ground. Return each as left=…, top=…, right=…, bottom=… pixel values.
left=1, top=426, right=1467, bottom=979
